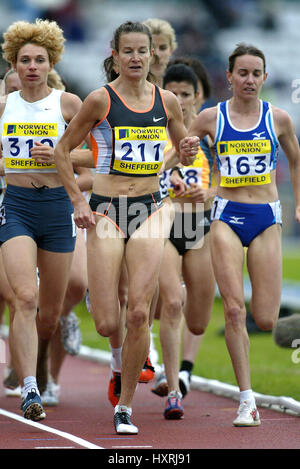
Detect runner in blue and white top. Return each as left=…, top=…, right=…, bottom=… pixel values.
left=180, top=43, right=300, bottom=428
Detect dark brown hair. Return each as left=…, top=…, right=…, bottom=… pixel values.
left=168, top=56, right=211, bottom=99
left=103, top=21, right=153, bottom=82
left=228, top=43, right=266, bottom=73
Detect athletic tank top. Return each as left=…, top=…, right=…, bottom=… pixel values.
left=160, top=136, right=214, bottom=199
left=214, top=100, right=279, bottom=187
left=90, top=84, right=168, bottom=177
left=0, top=89, right=66, bottom=174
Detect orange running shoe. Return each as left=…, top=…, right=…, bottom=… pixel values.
left=108, top=371, right=121, bottom=407
left=139, top=356, right=155, bottom=383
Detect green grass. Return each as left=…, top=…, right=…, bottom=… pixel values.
left=73, top=246, right=300, bottom=402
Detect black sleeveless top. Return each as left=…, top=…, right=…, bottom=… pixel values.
left=90, top=84, right=168, bottom=177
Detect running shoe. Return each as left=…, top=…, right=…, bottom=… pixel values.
left=41, top=381, right=60, bottom=406
left=108, top=370, right=121, bottom=407
left=233, top=400, right=261, bottom=427
left=179, top=370, right=191, bottom=398
left=114, top=405, right=138, bottom=434
left=139, top=356, right=155, bottom=383
left=151, top=372, right=168, bottom=397
left=149, top=330, right=159, bottom=366
left=3, top=367, right=19, bottom=389
left=60, top=311, right=82, bottom=356
left=3, top=367, right=20, bottom=396
left=85, top=290, right=91, bottom=313
left=5, top=385, right=21, bottom=397
left=164, top=390, right=184, bottom=420
left=21, top=389, right=46, bottom=421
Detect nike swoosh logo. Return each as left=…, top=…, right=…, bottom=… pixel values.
left=153, top=116, right=164, bottom=122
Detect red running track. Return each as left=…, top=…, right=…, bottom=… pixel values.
left=0, top=346, right=300, bottom=450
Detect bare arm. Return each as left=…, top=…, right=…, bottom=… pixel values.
left=161, top=89, right=200, bottom=166
left=274, top=107, right=300, bottom=222
left=74, top=165, right=94, bottom=192
left=54, top=88, right=108, bottom=228
left=71, top=147, right=95, bottom=168
left=188, top=106, right=217, bottom=141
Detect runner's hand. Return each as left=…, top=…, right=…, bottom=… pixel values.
left=179, top=136, right=200, bottom=166
left=30, top=141, right=55, bottom=164
left=74, top=199, right=95, bottom=229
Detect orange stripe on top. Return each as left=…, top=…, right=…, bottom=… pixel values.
left=90, top=88, right=113, bottom=169
left=90, top=132, right=99, bottom=168
left=107, top=83, right=155, bottom=113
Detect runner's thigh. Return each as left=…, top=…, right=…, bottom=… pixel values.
left=247, top=223, right=282, bottom=317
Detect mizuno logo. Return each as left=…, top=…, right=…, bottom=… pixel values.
left=252, top=131, right=265, bottom=139
left=229, top=216, right=245, bottom=225
left=153, top=116, right=164, bottom=122
left=198, top=217, right=210, bottom=226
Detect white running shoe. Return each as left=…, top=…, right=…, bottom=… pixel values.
left=233, top=400, right=261, bottom=426
left=60, top=311, right=82, bottom=356
left=5, top=385, right=21, bottom=397
left=178, top=370, right=190, bottom=398
left=114, top=405, right=138, bottom=434
left=41, top=381, right=60, bottom=407
left=149, top=330, right=159, bottom=367
left=85, top=291, right=91, bottom=313
left=151, top=372, right=168, bottom=397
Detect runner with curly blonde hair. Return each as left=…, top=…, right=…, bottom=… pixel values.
left=0, top=18, right=82, bottom=421
left=2, top=19, right=65, bottom=67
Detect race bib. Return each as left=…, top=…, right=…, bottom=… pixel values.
left=2, top=122, right=57, bottom=171
left=217, top=139, right=272, bottom=187
left=113, top=126, right=167, bottom=175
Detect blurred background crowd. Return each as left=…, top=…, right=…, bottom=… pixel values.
left=0, top=0, right=299, bottom=239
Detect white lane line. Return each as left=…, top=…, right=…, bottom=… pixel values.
left=0, top=408, right=103, bottom=450
left=112, top=446, right=153, bottom=448
left=35, top=446, right=75, bottom=449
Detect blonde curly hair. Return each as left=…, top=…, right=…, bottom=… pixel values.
left=2, top=18, right=65, bottom=66
left=47, top=69, right=66, bottom=90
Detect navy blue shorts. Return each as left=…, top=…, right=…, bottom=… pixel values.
left=211, top=196, right=282, bottom=247
left=0, top=184, right=76, bottom=252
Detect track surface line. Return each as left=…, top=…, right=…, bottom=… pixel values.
left=0, top=408, right=103, bottom=449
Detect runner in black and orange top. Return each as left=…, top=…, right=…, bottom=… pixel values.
left=102, top=17, right=179, bottom=410
left=54, top=21, right=198, bottom=435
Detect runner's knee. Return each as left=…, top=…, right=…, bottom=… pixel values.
left=225, top=304, right=245, bottom=331
left=95, top=318, right=119, bottom=338
left=255, top=315, right=277, bottom=331
left=65, top=279, right=87, bottom=306
left=126, top=306, right=148, bottom=330
left=161, top=297, right=182, bottom=324
left=15, top=286, right=38, bottom=314
left=185, top=319, right=206, bottom=336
